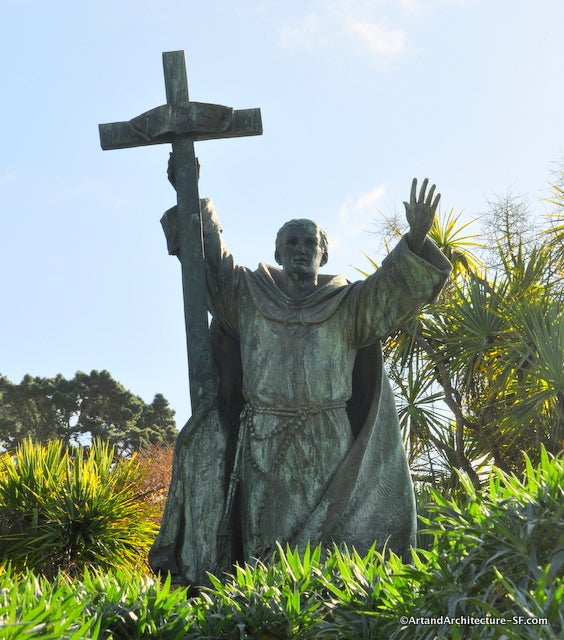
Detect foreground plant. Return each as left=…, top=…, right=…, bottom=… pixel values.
left=0, top=448, right=561, bottom=639
left=398, top=447, right=563, bottom=640
left=0, top=565, right=192, bottom=640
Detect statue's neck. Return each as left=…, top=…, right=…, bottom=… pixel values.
left=282, top=273, right=318, bottom=299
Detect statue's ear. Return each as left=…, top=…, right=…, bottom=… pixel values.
left=320, top=251, right=328, bottom=267
left=275, top=249, right=283, bottom=265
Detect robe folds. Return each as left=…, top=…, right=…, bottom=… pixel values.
left=149, top=200, right=451, bottom=587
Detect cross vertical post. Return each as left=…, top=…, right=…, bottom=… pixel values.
left=99, top=50, right=262, bottom=413
left=162, top=51, right=213, bottom=410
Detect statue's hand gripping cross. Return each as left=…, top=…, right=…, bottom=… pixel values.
left=99, top=51, right=262, bottom=412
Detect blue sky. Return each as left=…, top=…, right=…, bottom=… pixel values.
left=2, top=0, right=563, bottom=427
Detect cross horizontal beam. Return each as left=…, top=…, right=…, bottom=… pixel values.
left=99, top=104, right=262, bottom=150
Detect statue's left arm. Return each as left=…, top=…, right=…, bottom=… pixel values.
left=346, top=178, right=451, bottom=346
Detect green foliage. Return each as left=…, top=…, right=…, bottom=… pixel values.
left=0, top=566, right=192, bottom=639
left=427, top=207, right=485, bottom=278
left=0, top=370, right=177, bottom=454
left=0, top=439, right=158, bottom=578
left=1, top=450, right=561, bottom=639
left=402, top=448, right=563, bottom=640
left=0, top=565, right=96, bottom=639
left=378, top=178, right=564, bottom=484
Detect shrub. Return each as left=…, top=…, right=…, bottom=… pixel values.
left=0, top=565, right=192, bottom=640
left=0, top=438, right=158, bottom=577
left=393, top=447, right=563, bottom=639
left=134, top=445, right=174, bottom=522
left=0, top=447, right=561, bottom=639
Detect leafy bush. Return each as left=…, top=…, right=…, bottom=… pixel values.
left=393, top=447, right=563, bottom=640
left=0, top=565, right=192, bottom=640
left=0, top=448, right=561, bottom=639
left=0, top=439, right=158, bottom=577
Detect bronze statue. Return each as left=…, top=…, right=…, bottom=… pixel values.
left=99, top=50, right=451, bottom=589
left=152, top=177, right=451, bottom=586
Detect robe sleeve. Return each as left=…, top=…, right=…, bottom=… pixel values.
left=200, top=198, right=243, bottom=339
left=345, top=235, right=451, bottom=347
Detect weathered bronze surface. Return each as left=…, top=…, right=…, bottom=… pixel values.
left=156, top=181, right=450, bottom=587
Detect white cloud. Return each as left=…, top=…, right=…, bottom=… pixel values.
left=319, top=183, right=388, bottom=277
left=336, top=184, right=387, bottom=239
left=345, top=20, right=406, bottom=57
left=279, top=0, right=474, bottom=62
left=279, top=1, right=408, bottom=65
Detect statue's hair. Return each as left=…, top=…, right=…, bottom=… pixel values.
left=275, top=219, right=329, bottom=266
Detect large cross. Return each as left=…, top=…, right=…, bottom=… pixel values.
left=99, top=50, right=262, bottom=413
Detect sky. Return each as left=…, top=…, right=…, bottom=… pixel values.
left=2, top=0, right=563, bottom=428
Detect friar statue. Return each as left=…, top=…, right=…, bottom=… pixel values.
left=150, top=176, right=451, bottom=587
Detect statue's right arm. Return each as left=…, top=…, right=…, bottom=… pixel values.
left=201, top=198, right=241, bottom=336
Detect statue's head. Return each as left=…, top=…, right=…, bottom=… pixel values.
left=274, top=219, right=329, bottom=278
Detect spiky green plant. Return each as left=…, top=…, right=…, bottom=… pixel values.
left=0, top=565, right=193, bottom=640
left=0, top=450, right=561, bottom=639
left=0, top=438, right=158, bottom=577
left=0, top=565, right=96, bottom=639
left=394, top=448, right=563, bottom=640
left=543, top=176, right=564, bottom=268
left=380, top=215, right=563, bottom=484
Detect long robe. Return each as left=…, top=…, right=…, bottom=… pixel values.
left=150, top=200, right=451, bottom=585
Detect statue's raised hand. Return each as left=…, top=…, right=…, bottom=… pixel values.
left=404, top=178, right=440, bottom=254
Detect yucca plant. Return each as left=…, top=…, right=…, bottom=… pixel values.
left=427, top=207, right=485, bottom=279
left=0, top=438, right=158, bottom=577
left=379, top=204, right=563, bottom=485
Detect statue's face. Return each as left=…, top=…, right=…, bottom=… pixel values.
left=278, top=222, right=325, bottom=279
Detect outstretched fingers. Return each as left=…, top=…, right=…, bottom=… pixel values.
left=412, top=177, right=441, bottom=211
left=426, top=183, right=435, bottom=206
left=408, top=177, right=441, bottom=213
left=418, top=178, right=429, bottom=204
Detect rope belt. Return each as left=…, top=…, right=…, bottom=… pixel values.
left=242, top=400, right=347, bottom=441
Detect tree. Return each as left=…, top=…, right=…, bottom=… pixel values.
left=373, top=174, right=564, bottom=486
left=0, top=370, right=177, bottom=454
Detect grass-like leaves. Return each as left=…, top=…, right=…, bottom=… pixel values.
left=0, top=446, right=561, bottom=639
